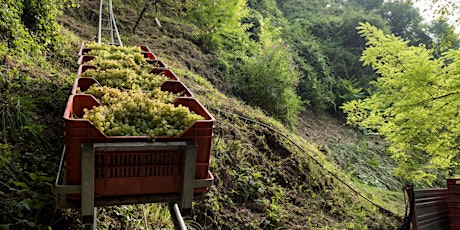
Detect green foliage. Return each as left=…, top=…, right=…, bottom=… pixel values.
left=0, top=62, right=70, bottom=227
left=378, top=0, right=432, bottom=46
left=0, top=69, right=37, bottom=143
left=284, top=20, right=336, bottom=109
left=278, top=0, right=392, bottom=110
left=335, top=78, right=365, bottom=105
left=234, top=167, right=265, bottom=202
left=348, top=0, right=384, bottom=11
left=277, top=0, right=440, bottom=112
left=0, top=0, right=76, bottom=57
left=189, top=0, right=249, bottom=53
left=258, top=187, right=286, bottom=228
left=0, top=95, right=29, bottom=142
left=342, top=22, right=460, bottom=185
left=98, top=204, right=173, bottom=229
left=233, top=41, right=303, bottom=125
left=190, top=0, right=303, bottom=124
left=428, top=19, right=460, bottom=54
left=0, top=1, right=40, bottom=56
left=0, top=17, right=76, bottom=226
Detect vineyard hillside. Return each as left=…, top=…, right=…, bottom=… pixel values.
left=0, top=0, right=406, bottom=229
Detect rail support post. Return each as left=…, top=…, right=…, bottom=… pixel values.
left=181, top=142, right=197, bottom=216
left=81, top=144, right=96, bottom=230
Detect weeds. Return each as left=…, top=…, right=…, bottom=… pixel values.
left=97, top=204, right=173, bottom=229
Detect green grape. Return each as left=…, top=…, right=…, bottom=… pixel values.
left=85, top=43, right=142, bottom=55
left=82, top=87, right=204, bottom=137
left=81, top=68, right=169, bottom=91
left=79, top=43, right=202, bottom=137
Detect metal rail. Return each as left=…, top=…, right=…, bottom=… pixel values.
left=98, top=0, right=122, bottom=46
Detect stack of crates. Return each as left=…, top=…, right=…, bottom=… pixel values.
left=63, top=43, right=214, bottom=197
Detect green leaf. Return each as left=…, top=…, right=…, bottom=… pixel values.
left=29, top=172, right=39, bottom=181
left=13, top=181, right=28, bottom=188
left=18, top=199, right=32, bottom=211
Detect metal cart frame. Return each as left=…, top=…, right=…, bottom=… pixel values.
left=55, top=142, right=213, bottom=229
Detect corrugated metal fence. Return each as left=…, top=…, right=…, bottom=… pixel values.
left=412, top=188, right=450, bottom=230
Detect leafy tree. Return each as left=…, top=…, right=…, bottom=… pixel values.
left=1, top=0, right=75, bottom=54
left=278, top=0, right=392, bottom=110
left=247, top=0, right=283, bottom=20
left=283, top=20, right=336, bottom=109
left=246, top=0, right=287, bottom=41
left=408, top=0, right=460, bottom=23
left=189, top=0, right=249, bottom=53
left=131, top=0, right=181, bottom=33
left=0, top=0, right=77, bottom=64
left=276, top=0, right=343, bottom=109
left=277, top=0, right=342, bottom=21
left=347, top=0, right=384, bottom=11
left=378, top=0, right=432, bottom=46
left=233, top=18, right=303, bottom=124
left=342, top=22, right=460, bottom=185
left=332, top=8, right=390, bottom=83
left=428, top=18, right=460, bottom=54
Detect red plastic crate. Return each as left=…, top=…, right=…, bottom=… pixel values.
left=448, top=179, right=460, bottom=190
left=139, top=45, right=157, bottom=60
left=140, top=45, right=151, bottom=53
left=150, top=67, right=179, bottom=80
left=77, top=42, right=91, bottom=56
left=146, top=59, right=167, bottom=68
left=71, top=77, right=194, bottom=97
left=71, top=77, right=101, bottom=94
left=77, top=65, right=98, bottom=77
left=142, top=52, right=157, bottom=60
left=77, top=55, right=96, bottom=65
left=94, top=149, right=183, bottom=196
left=63, top=94, right=214, bottom=195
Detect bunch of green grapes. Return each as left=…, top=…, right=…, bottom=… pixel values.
left=87, top=50, right=146, bottom=69
left=81, top=69, right=136, bottom=89
left=146, top=87, right=180, bottom=103
left=84, top=44, right=162, bottom=78
left=84, top=85, right=180, bottom=104
left=82, top=89, right=203, bottom=137
left=81, top=68, right=170, bottom=90
left=84, top=43, right=142, bottom=54
left=86, top=59, right=124, bottom=70
left=85, top=55, right=158, bottom=73
left=82, top=105, right=113, bottom=133
left=134, top=69, right=172, bottom=88
left=84, top=85, right=124, bottom=103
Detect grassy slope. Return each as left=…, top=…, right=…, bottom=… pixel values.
left=3, top=0, right=405, bottom=228
left=0, top=27, right=81, bottom=228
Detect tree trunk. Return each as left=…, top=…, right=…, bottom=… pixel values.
left=132, top=1, right=151, bottom=34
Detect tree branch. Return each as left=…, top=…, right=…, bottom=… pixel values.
left=403, top=91, right=459, bottom=107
